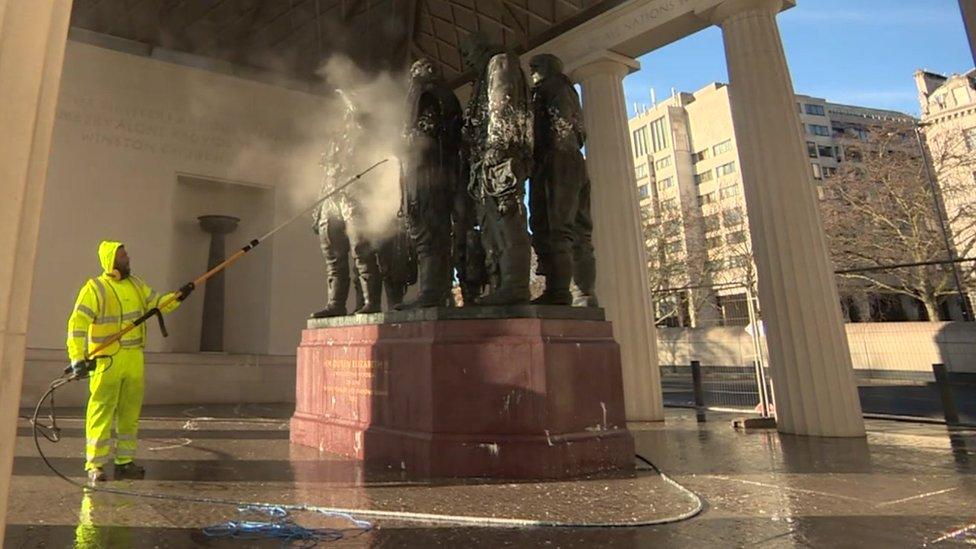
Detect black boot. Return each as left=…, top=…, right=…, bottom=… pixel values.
left=87, top=467, right=106, bottom=484
left=114, top=462, right=145, bottom=480
left=572, top=252, right=599, bottom=308
left=397, top=253, right=449, bottom=310
left=354, top=274, right=383, bottom=314
left=531, top=252, right=573, bottom=306
left=478, top=246, right=531, bottom=306
left=311, top=274, right=349, bottom=318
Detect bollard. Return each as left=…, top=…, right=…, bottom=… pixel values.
left=932, top=363, right=961, bottom=426
left=691, top=360, right=705, bottom=407
left=753, top=360, right=771, bottom=418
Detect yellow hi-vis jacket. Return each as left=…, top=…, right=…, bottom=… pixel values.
left=66, top=241, right=180, bottom=362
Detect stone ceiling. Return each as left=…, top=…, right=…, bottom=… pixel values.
left=69, top=0, right=625, bottom=84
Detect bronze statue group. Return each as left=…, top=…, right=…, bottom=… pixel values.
left=312, top=34, right=597, bottom=318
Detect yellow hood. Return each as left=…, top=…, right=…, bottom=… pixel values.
left=98, top=241, right=123, bottom=275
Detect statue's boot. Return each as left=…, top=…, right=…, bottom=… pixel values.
left=461, top=284, right=482, bottom=306
left=354, top=272, right=383, bottom=314
left=311, top=274, right=350, bottom=318
left=385, top=282, right=405, bottom=309
left=352, top=264, right=365, bottom=312
left=531, top=252, right=573, bottom=306
left=397, top=253, right=449, bottom=310
left=478, top=246, right=531, bottom=306
left=572, top=252, right=600, bottom=308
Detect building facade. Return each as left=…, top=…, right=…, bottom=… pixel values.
left=916, top=69, right=976, bottom=310
left=631, top=83, right=919, bottom=327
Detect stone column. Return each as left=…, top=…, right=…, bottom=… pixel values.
left=571, top=53, right=664, bottom=421
left=198, top=215, right=240, bottom=352
left=702, top=0, right=864, bottom=436
left=0, top=0, right=73, bottom=539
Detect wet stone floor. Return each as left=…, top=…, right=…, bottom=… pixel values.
left=5, top=404, right=976, bottom=547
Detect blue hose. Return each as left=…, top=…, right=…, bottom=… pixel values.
left=202, top=504, right=373, bottom=547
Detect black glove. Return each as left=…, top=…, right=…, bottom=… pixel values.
left=176, top=282, right=195, bottom=302
left=66, top=359, right=95, bottom=379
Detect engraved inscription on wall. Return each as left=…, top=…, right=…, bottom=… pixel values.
left=54, top=92, right=286, bottom=165
left=327, top=359, right=390, bottom=397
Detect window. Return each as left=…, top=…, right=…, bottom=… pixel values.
left=808, top=124, right=830, bottom=137
left=698, top=191, right=718, bottom=206
left=804, top=103, right=826, bottom=116
left=953, top=86, right=971, bottom=106
left=694, top=170, right=714, bottom=185
left=823, top=166, right=837, bottom=179
left=635, top=164, right=649, bottom=179
left=703, top=214, right=721, bottom=232
left=807, top=141, right=818, bottom=158
left=965, top=127, right=976, bottom=152
left=720, top=185, right=739, bottom=199
left=812, top=162, right=823, bottom=180
left=705, top=259, right=725, bottom=272
left=649, top=117, right=669, bottom=152
left=728, top=255, right=751, bottom=269
left=658, top=176, right=674, bottom=190
left=818, top=145, right=835, bottom=158
left=660, top=197, right=677, bottom=210
left=713, top=139, right=733, bottom=156
left=723, top=208, right=744, bottom=227
left=716, top=161, right=737, bottom=177
left=726, top=231, right=747, bottom=245
left=655, top=156, right=672, bottom=170
left=706, top=236, right=723, bottom=249
left=692, top=149, right=710, bottom=163
left=638, top=184, right=650, bottom=199
left=632, top=127, right=648, bottom=157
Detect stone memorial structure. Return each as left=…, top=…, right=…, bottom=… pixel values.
left=292, top=50, right=635, bottom=478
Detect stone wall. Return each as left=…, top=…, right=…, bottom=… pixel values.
left=20, top=349, right=296, bottom=408
left=658, top=322, right=976, bottom=373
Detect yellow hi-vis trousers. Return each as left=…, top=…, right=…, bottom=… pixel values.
left=85, top=348, right=144, bottom=471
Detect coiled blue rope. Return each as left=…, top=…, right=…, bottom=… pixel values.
left=202, top=504, right=373, bottom=547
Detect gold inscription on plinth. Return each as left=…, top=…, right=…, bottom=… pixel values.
left=326, top=359, right=389, bottom=397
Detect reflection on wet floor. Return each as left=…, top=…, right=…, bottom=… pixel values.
left=6, top=405, right=976, bottom=547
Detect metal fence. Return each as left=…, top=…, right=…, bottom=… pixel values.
left=661, top=362, right=772, bottom=414
left=654, top=275, right=976, bottom=426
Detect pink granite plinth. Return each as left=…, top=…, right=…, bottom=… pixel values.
left=290, top=317, right=634, bottom=479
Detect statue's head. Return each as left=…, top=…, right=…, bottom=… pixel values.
left=410, top=58, right=442, bottom=83
left=529, top=54, right=564, bottom=86
left=459, top=32, right=502, bottom=73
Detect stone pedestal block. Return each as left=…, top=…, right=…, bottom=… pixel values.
left=290, top=311, right=634, bottom=479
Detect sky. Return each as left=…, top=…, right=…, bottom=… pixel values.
left=623, top=0, right=974, bottom=118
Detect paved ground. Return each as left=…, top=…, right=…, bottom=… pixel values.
left=6, top=405, right=976, bottom=547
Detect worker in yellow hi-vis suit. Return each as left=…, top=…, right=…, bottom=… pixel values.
left=67, top=241, right=192, bottom=484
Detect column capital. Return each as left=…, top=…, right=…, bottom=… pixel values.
left=697, top=0, right=788, bottom=26
left=568, top=51, right=639, bottom=83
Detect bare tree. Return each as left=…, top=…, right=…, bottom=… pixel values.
left=819, top=126, right=976, bottom=320
left=640, top=202, right=718, bottom=326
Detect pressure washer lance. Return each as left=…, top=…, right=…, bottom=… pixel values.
left=60, top=157, right=391, bottom=380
